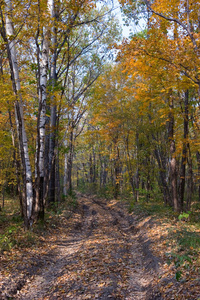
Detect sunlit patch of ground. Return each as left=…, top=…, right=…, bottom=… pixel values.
left=134, top=203, right=200, bottom=300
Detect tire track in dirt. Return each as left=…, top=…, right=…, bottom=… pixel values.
left=1, top=194, right=163, bottom=299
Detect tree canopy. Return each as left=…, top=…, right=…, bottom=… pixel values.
left=0, top=0, right=200, bottom=226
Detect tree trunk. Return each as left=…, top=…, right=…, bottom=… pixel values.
left=154, top=147, right=170, bottom=205
left=125, top=134, right=136, bottom=200
left=93, top=147, right=96, bottom=183
left=4, top=0, right=34, bottom=228
left=168, top=98, right=179, bottom=211
left=77, top=168, right=79, bottom=188
left=35, top=25, right=49, bottom=220
left=196, top=151, right=200, bottom=202
left=114, top=146, right=120, bottom=199
left=135, top=132, right=139, bottom=202
left=89, top=153, right=93, bottom=183
left=44, top=119, right=50, bottom=202
left=67, top=130, right=74, bottom=193
left=103, top=160, right=108, bottom=186
left=63, top=142, right=68, bottom=196
left=186, top=145, right=193, bottom=210
left=55, top=147, right=61, bottom=203
left=99, top=153, right=103, bottom=187
left=146, top=168, right=151, bottom=203
left=179, top=90, right=189, bottom=210
left=48, top=0, right=57, bottom=204
left=8, top=110, right=23, bottom=217
left=170, top=143, right=178, bottom=211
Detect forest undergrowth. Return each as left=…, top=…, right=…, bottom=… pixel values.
left=0, top=193, right=200, bottom=299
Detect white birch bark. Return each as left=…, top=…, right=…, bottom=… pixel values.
left=48, top=0, right=54, bottom=17
left=5, top=0, right=33, bottom=221
left=48, top=0, right=57, bottom=202
left=38, top=28, right=49, bottom=178
left=49, top=0, right=57, bottom=153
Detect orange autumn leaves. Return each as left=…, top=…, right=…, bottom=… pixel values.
left=81, top=0, right=200, bottom=205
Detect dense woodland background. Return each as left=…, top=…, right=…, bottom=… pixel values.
left=0, top=0, right=200, bottom=228
left=1, top=1, right=200, bottom=298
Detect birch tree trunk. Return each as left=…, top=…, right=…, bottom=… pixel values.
left=5, top=0, right=33, bottom=227
left=35, top=25, right=49, bottom=220
left=48, top=0, right=57, bottom=204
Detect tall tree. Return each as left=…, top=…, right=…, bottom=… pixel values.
left=1, top=0, right=34, bottom=228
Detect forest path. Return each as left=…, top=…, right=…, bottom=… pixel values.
left=1, top=194, right=162, bottom=299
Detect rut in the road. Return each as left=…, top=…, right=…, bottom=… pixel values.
left=4, top=195, right=162, bottom=300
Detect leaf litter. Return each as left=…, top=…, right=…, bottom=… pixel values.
left=0, top=194, right=199, bottom=299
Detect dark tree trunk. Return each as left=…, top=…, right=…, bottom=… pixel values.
left=168, top=98, right=179, bottom=211
left=125, top=134, right=136, bottom=200
left=67, top=130, right=74, bottom=193
left=103, top=159, right=107, bottom=186
left=44, top=111, right=50, bottom=204
left=93, top=147, right=96, bottom=183
left=89, top=153, right=93, bottom=183
left=196, top=151, right=200, bottom=202
left=8, top=111, right=23, bottom=216
left=146, top=170, right=151, bottom=202
left=186, top=145, right=193, bottom=210
left=77, top=169, right=79, bottom=187
left=135, top=132, right=139, bottom=202
left=38, top=177, right=44, bottom=220
left=2, top=184, right=5, bottom=209
left=114, top=146, right=120, bottom=199
left=49, top=152, right=56, bottom=203
left=135, top=168, right=139, bottom=202
left=179, top=90, right=189, bottom=210
left=154, top=147, right=170, bottom=205
left=55, top=147, right=61, bottom=203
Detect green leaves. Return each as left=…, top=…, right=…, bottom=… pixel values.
left=178, top=211, right=191, bottom=221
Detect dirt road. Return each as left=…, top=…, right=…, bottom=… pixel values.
left=1, top=194, right=162, bottom=299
